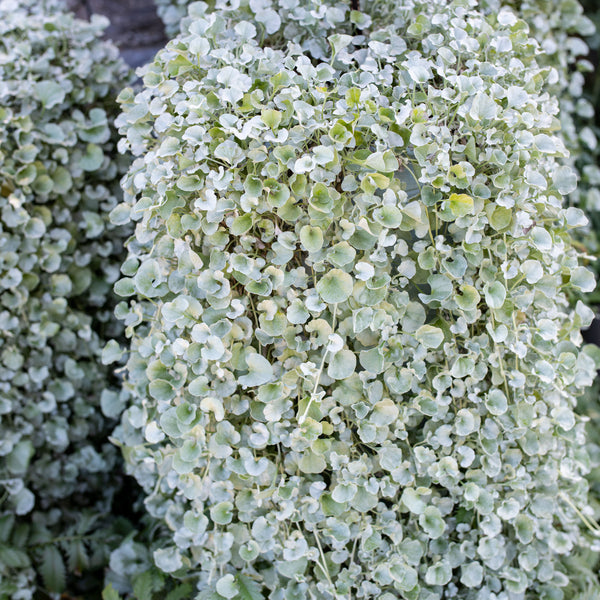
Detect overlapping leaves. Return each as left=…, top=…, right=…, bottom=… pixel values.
left=111, top=0, right=599, bottom=598
left=0, top=0, right=131, bottom=596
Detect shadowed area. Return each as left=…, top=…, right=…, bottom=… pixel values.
left=67, top=0, right=167, bottom=67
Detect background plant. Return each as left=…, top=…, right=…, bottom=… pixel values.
left=109, top=0, right=600, bottom=597
left=0, top=0, right=132, bottom=596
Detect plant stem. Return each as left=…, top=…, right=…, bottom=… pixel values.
left=299, top=303, right=338, bottom=424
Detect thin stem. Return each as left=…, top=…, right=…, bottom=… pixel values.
left=559, top=492, right=600, bottom=536
left=312, top=526, right=334, bottom=589
left=298, top=303, right=338, bottom=424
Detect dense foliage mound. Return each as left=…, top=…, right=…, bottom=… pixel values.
left=0, top=0, right=131, bottom=596
left=111, top=0, right=600, bottom=598
left=156, top=0, right=600, bottom=255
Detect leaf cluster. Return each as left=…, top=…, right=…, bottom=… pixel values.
left=0, top=0, right=132, bottom=597
left=110, top=0, right=600, bottom=598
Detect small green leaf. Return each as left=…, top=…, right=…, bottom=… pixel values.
left=210, top=501, right=234, bottom=525
left=41, top=545, right=66, bottom=593
left=261, top=109, right=282, bottom=129
left=6, top=439, right=33, bottom=475
left=364, top=151, right=398, bottom=172
left=35, top=80, right=66, bottom=108
left=298, top=451, right=326, bottom=474
left=236, top=574, right=264, bottom=600
left=456, top=284, right=480, bottom=310
left=317, top=269, right=353, bottom=303
left=244, top=175, right=263, bottom=197
left=484, top=281, right=506, bottom=309
left=389, top=562, right=418, bottom=592
left=239, top=353, right=274, bottom=387
left=177, top=175, right=204, bottom=191
left=65, top=540, right=89, bottom=573
left=0, top=545, right=30, bottom=568
left=133, top=571, right=156, bottom=599
left=52, top=167, right=72, bottom=193
left=425, top=561, right=452, bottom=586
left=514, top=514, right=534, bottom=544
left=371, top=399, right=399, bottom=425
left=419, top=506, right=446, bottom=539
left=153, top=547, right=183, bottom=573
left=485, top=389, right=507, bottom=415
left=80, top=143, right=104, bottom=171
left=0, top=515, right=14, bottom=543
left=264, top=179, right=290, bottom=208
left=231, top=214, right=253, bottom=235
left=148, top=379, right=176, bottom=402
left=309, top=183, right=333, bottom=213
left=329, top=33, right=353, bottom=56
left=102, top=340, right=124, bottom=365
left=359, top=347, right=385, bottom=374
left=373, top=205, right=402, bottom=228
left=448, top=193, right=474, bottom=217
left=570, top=266, right=595, bottom=293
left=102, top=584, right=122, bottom=600
left=345, top=87, right=361, bottom=108
left=460, top=562, right=484, bottom=588
left=327, top=349, right=356, bottom=380
left=300, top=225, right=323, bottom=253
left=415, top=325, right=444, bottom=349
left=216, top=574, right=238, bottom=599
left=327, top=242, right=356, bottom=267
left=114, top=278, right=135, bottom=297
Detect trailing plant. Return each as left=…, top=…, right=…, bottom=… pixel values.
left=482, top=3, right=600, bottom=592
left=110, top=0, right=600, bottom=598
left=0, top=0, right=132, bottom=596
left=482, top=1, right=600, bottom=301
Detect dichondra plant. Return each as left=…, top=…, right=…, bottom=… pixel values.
left=154, top=0, right=361, bottom=50
left=156, top=0, right=600, bottom=280
left=112, top=0, right=600, bottom=598
left=483, top=0, right=600, bottom=288
left=0, top=0, right=130, bottom=596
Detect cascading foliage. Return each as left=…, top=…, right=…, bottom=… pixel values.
left=0, top=0, right=131, bottom=596
left=483, top=0, right=600, bottom=283
left=111, top=0, right=600, bottom=598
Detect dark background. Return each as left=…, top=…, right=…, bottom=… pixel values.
left=66, top=0, right=167, bottom=67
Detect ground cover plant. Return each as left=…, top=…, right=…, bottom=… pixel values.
left=109, top=0, right=600, bottom=597
left=0, top=0, right=132, bottom=596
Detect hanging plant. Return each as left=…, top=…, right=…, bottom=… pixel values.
left=110, top=0, right=600, bottom=598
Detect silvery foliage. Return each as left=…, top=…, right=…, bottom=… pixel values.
left=477, top=3, right=600, bottom=594
left=0, top=0, right=130, bottom=596
left=112, top=0, right=600, bottom=598
left=482, top=1, right=600, bottom=261
left=154, top=0, right=357, bottom=54
left=156, top=0, right=600, bottom=260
